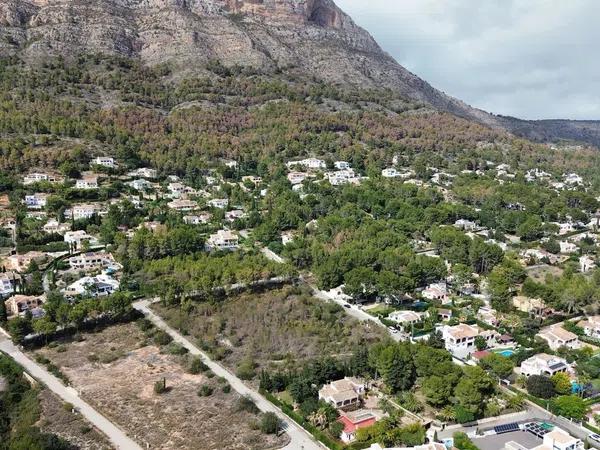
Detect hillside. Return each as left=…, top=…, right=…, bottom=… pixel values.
left=0, top=0, right=598, bottom=147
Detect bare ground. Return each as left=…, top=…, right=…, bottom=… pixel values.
left=32, top=323, right=288, bottom=450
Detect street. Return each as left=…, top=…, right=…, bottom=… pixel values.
left=133, top=299, right=323, bottom=450
left=0, top=330, right=142, bottom=450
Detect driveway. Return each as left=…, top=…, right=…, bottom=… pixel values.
left=0, top=331, right=142, bottom=450
left=133, top=299, right=323, bottom=450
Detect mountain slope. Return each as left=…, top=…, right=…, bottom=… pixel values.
left=1, top=0, right=599, bottom=147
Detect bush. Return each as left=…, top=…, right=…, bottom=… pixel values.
left=154, top=378, right=168, bottom=394
left=453, top=432, right=480, bottom=450
left=166, top=343, right=188, bottom=355
left=454, top=405, right=475, bottom=424
left=187, top=357, right=209, bottom=374
left=197, top=385, right=214, bottom=397
left=236, top=358, right=257, bottom=380
left=236, top=396, right=260, bottom=414
left=222, top=384, right=231, bottom=394
left=153, top=330, right=173, bottom=346
left=526, top=375, right=555, bottom=399
left=260, top=412, right=280, bottom=434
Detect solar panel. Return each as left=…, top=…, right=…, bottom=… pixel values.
left=494, top=423, right=520, bottom=434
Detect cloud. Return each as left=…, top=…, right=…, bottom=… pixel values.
left=336, top=0, right=600, bottom=120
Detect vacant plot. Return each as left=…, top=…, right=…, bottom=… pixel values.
left=526, top=264, right=564, bottom=282
left=153, top=285, right=389, bottom=375
left=38, top=389, right=112, bottom=450
left=32, top=323, right=287, bottom=450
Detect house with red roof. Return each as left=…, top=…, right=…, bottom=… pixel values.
left=338, top=410, right=379, bottom=443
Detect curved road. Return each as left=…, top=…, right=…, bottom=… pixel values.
left=133, top=299, right=323, bottom=450
left=0, top=330, right=141, bottom=450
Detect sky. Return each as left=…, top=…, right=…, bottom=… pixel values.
left=335, top=0, right=600, bottom=120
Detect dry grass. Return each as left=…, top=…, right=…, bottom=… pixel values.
left=153, top=286, right=388, bottom=375
left=32, top=323, right=287, bottom=450
left=37, top=389, right=112, bottom=450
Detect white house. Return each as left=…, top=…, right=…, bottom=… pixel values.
left=381, top=168, right=399, bottom=178
left=64, top=230, right=97, bottom=250
left=519, top=353, right=571, bottom=377
left=23, top=172, right=62, bottom=185
left=286, top=158, right=326, bottom=170
left=69, top=203, right=105, bottom=220
left=564, top=173, right=583, bottom=185
left=0, top=271, right=20, bottom=297
left=454, top=219, right=477, bottom=231
left=43, top=219, right=71, bottom=235
left=318, top=377, right=365, bottom=409
left=440, top=324, right=497, bottom=357
left=128, top=179, right=153, bottom=191
left=24, top=193, right=48, bottom=210
left=183, top=213, right=212, bottom=225
left=560, top=241, right=578, bottom=254
left=167, top=199, right=198, bottom=211
left=128, top=167, right=157, bottom=179
left=205, top=230, right=239, bottom=252
left=580, top=255, right=596, bottom=273
left=422, top=282, right=449, bottom=304
left=91, top=156, right=117, bottom=169
left=207, top=198, right=229, bottom=209
left=75, top=174, right=99, bottom=190
left=62, top=275, right=119, bottom=298
left=68, top=252, right=117, bottom=271
left=387, top=310, right=422, bottom=327
left=287, top=172, right=307, bottom=185
left=577, top=316, right=600, bottom=339
left=537, top=325, right=581, bottom=351
left=334, top=161, right=351, bottom=170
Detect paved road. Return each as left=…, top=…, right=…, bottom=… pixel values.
left=133, top=300, right=323, bottom=450
left=0, top=330, right=142, bottom=450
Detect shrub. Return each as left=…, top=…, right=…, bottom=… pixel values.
left=153, top=330, right=173, bottom=346
left=453, top=432, right=480, bottom=450
left=236, top=396, right=260, bottom=414
left=260, top=412, right=280, bottom=434
left=187, top=357, right=209, bottom=374
left=222, top=384, right=231, bottom=394
left=198, top=385, right=214, bottom=397
left=166, top=343, right=188, bottom=355
left=236, top=358, right=257, bottom=380
left=154, top=378, right=168, bottom=394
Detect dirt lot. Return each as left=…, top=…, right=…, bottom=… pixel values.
left=526, top=264, right=564, bottom=282
left=38, top=388, right=112, bottom=450
left=153, top=286, right=389, bottom=375
left=32, top=323, right=287, bottom=450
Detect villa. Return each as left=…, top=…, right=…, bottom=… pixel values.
left=577, top=315, right=600, bottom=339
left=205, top=230, right=239, bottom=252
left=318, top=377, right=365, bottom=410
left=537, top=325, right=581, bottom=351
left=519, top=353, right=571, bottom=377
left=4, top=294, right=45, bottom=317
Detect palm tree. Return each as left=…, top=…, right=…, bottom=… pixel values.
left=437, top=406, right=456, bottom=423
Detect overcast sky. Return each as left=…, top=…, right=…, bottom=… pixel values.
left=336, top=0, right=599, bottom=120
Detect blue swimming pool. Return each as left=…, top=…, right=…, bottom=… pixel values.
left=495, top=349, right=515, bottom=357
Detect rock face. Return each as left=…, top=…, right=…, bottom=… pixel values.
left=1, top=0, right=599, bottom=146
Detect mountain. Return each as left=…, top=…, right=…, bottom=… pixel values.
left=1, top=0, right=599, bottom=147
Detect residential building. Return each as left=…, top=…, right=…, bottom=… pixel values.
left=0, top=271, right=20, bottom=297
left=505, top=427, right=583, bottom=450
left=334, top=161, right=351, bottom=170
left=225, top=210, right=246, bottom=222
left=183, top=213, right=212, bottom=225
left=438, top=308, right=453, bottom=321
left=139, top=221, right=167, bottom=233
left=286, top=158, right=326, bottom=170
left=91, top=156, right=117, bottom=169
left=537, top=325, right=581, bottom=351
left=519, top=353, right=571, bottom=377
left=338, top=410, right=378, bottom=443
left=387, top=310, right=422, bottom=327
left=62, top=275, right=119, bottom=298
left=205, top=230, right=239, bottom=252
left=23, top=172, right=62, bottom=185
left=43, top=219, right=70, bottom=235
left=564, top=173, right=583, bottom=185
left=167, top=199, right=198, bottom=211
left=75, top=174, right=99, bottom=190
left=167, top=182, right=196, bottom=199
left=4, top=252, right=47, bottom=272
left=454, top=219, right=478, bottom=231
left=577, top=315, right=600, bottom=339
left=367, top=443, right=446, bottom=450
left=422, top=282, right=449, bottom=304
left=127, top=167, right=157, bottom=179
left=128, top=179, right=153, bottom=191
left=4, top=294, right=45, bottom=317
left=512, top=296, right=549, bottom=317
left=287, top=172, right=307, bottom=185
left=241, top=176, right=262, bottom=185
left=207, top=198, right=229, bottom=209
left=580, top=255, right=596, bottom=273
left=64, top=230, right=96, bottom=250
left=560, top=241, right=578, bottom=254
left=318, top=377, right=365, bottom=409
left=68, top=252, right=116, bottom=271
left=477, top=307, right=499, bottom=327
left=24, top=193, right=48, bottom=209
left=69, top=203, right=105, bottom=220
left=440, top=323, right=496, bottom=356
left=381, top=168, right=399, bottom=178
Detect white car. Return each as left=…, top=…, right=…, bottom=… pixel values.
left=589, top=433, right=600, bottom=444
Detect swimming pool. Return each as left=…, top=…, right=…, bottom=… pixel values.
left=494, top=349, right=515, bottom=357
